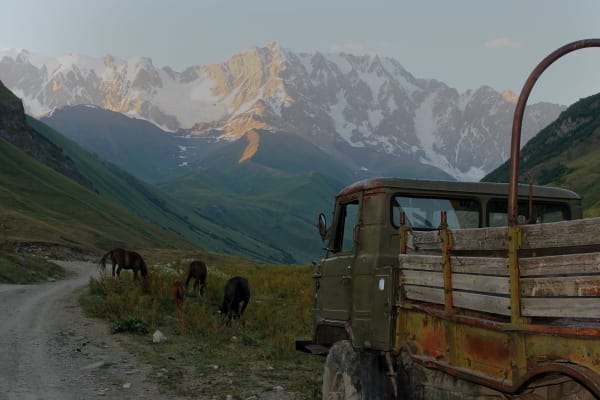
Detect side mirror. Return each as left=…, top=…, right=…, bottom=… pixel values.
left=317, top=213, right=328, bottom=241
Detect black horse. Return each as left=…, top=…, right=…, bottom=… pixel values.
left=99, top=248, right=148, bottom=281
left=219, top=276, right=250, bottom=321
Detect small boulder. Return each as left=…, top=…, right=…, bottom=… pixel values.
left=152, top=330, right=167, bottom=343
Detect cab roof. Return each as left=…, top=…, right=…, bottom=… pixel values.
left=337, top=177, right=581, bottom=200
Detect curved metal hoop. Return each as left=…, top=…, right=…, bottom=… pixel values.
left=508, top=38, right=600, bottom=225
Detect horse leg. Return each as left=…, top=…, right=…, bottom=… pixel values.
left=112, top=261, right=117, bottom=277
left=240, top=300, right=248, bottom=316
left=133, top=268, right=138, bottom=281
left=194, top=279, right=199, bottom=297
left=226, top=299, right=235, bottom=322
left=185, top=274, right=192, bottom=295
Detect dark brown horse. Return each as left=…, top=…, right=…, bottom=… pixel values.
left=99, top=248, right=148, bottom=281
left=185, top=260, right=207, bottom=297
left=219, top=276, right=250, bottom=322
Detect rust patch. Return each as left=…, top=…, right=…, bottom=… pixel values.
left=580, top=286, right=600, bottom=296
left=363, top=189, right=386, bottom=201
left=337, top=178, right=384, bottom=197
left=463, top=334, right=509, bottom=364
left=419, top=320, right=446, bottom=359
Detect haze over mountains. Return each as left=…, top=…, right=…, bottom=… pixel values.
left=0, top=43, right=565, bottom=181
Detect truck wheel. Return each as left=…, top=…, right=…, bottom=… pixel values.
left=322, top=340, right=361, bottom=400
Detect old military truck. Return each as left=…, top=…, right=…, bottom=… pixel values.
left=297, top=38, right=600, bottom=399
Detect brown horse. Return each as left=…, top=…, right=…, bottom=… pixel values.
left=99, top=248, right=148, bottom=281
left=185, top=260, right=207, bottom=297
left=172, top=280, right=185, bottom=310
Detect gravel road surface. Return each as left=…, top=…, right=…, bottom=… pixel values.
left=0, top=261, right=179, bottom=400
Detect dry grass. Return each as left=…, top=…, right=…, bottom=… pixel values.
left=81, top=257, right=323, bottom=398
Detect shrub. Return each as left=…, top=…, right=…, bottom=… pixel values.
left=111, top=315, right=150, bottom=334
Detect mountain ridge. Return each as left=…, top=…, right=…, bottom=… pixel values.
left=0, top=44, right=565, bottom=181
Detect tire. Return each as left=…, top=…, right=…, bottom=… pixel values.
left=322, top=340, right=361, bottom=400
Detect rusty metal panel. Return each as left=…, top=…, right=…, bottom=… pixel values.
left=452, top=324, right=511, bottom=380
left=397, top=309, right=448, bottom=361
left=525, top=334, right=600, bottom=372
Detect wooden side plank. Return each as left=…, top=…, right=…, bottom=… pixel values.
left=408, top=231, right=440, bottom=251
left=400, top=254, right=508, bottom=276
left=402, top=285, right=511, bottom=316
left=402, top=270, right=443, bottom=288
left=521, top=253, right=600, bottom=277
left=407, top=217, right=600, bottom=251
left=399, top=255, right=443, bottom=272
left=403, top=285, right=444, bottom=305
left=453, top=291, right=511, bottom=316
left=449, top=256, right=509, bottom=275
left=402, top=270, right=509, bottom=295
left=453, top=274, right=509, bottom=295
left=409, top=226, right=511, bottom=252
left=521, top=217, right=600, bottom=249
left=522, top=297, right=600, bottom=318
left=452, top=227, right=509, bottom=251
left=521, top=276, right=600, bottom=297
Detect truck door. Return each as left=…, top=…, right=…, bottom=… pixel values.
left=319, top=199, right=359, bottom=323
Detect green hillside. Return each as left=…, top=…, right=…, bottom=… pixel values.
left=159, top=162, right=343, bottom=264
left=482, top=92, right=600, bottom=216
left=0, top=136, right=194, bottom=253
left=26, top=117, right=299, bottom=263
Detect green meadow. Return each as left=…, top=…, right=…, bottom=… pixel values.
left=80, top=251, right=323, bottom=398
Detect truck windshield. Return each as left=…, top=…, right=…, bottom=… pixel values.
left=392, top=196, right=480, bottom=230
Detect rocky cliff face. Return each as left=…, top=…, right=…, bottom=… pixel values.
left=0, top=80, right=93, bottom=190
left=0, top=45, right=565, bottom=180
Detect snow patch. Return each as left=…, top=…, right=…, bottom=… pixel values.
left=326, top=54, right=353, bottom=74
left=329, top=92, right=354, bottom=143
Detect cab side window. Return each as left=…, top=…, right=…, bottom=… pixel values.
left=333, top=201, right=359, bottom=253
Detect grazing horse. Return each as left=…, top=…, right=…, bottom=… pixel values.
left=219, top=276, right=250, bottom=322
left=185, top=260, right=207, bottom=297
left=99, top=248, right=148, bottom=281
left=172, top=280, right=185, bottom=310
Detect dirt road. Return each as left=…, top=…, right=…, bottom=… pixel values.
left=0, top=261, right=180, bottom=400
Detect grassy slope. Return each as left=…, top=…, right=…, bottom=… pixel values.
left=159, top=163, right=343, bottom=264
left=482, top=93, right=600, bottom=217
left=0, top=136, right=195, bottom=253
left=27, top=117, right=298, bottom=263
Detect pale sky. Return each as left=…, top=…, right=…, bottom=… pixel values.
left=2, top=0, right=600, bottom=106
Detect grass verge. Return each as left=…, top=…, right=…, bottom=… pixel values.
left=0, top=248, right=70, bottom=283
left=80, top=257, right=323, bottom=398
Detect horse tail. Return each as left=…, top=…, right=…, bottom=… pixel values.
left=98, top=249, right=112, bottom=274
left=140, top=258, right=149, bottom=278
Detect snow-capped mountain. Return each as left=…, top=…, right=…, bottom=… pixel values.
left=0, top=43, right=564, bottom=180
